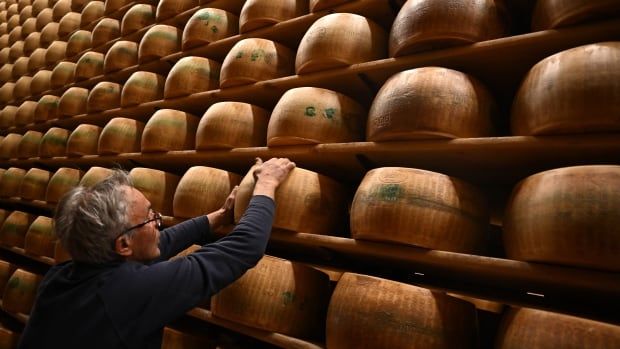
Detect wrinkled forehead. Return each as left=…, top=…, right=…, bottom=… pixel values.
left=121, top=185, right=150, bottom=216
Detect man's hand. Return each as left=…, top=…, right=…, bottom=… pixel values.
left=252, top=157, right=296, bottom=199
left=207, top=185, right=238, bottom=232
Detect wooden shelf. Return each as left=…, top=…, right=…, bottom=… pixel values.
left=0, top=300, right=29, bottom=325
left=0, top=244, right=55, bottom=266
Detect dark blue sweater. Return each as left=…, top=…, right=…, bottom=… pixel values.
left=18, top=195, right=275, bottom=349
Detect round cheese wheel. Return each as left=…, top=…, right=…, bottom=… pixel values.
left=138, top=24, right=181, bottom=63
left=0, top=23, right=6, bottom=36
left=195, top=101, right=269, bottom=149
left=80, top=1, right=104, bottom=27
left=8, top=40, right=24, bottom=61
left=0, top=259, right=16, bottom=296
left=30, top=69, right=52, bottom=95
left=0, top=211, right=33, bottom=247
left=78, top=166, right=112, bottom=186
left=389, top=0, right=510, bottom=57
left=220, top=38, right=294, bottom=88
left=104, top=0, right=135, bottom=15
left=2, top=268, right=42, bottom=314
left=0, top=106, right=18, bottom=129
left=66, top=123, right=101, bottom=156
left=23, top=31, right=40, bottom=55
left=7, top=4, right=18, bottom=17
left=19, top=168, right=51, bottom=200
left=70, top=0, right=90, bottom=12
left=36, top=8, right=53, bottom=31
left=367, top=67, right=496, bottom=141
left=504, top=165, right=620, bottom=271
left=155, top=0, right=195, bottom=22
left=0, top=47, right=9, bottom=65
left=238, top=0, right=307, bottom=33
left=21, top=17, right=36, bottom=37
left=19, top=5, right=33, bottom=21
left=128, top=167, right=180, bottom=216
left=163, top=56, right=220, bottom=99
left=7, top=16, right=20, bottom=33
left=16, top=130, right=43, bottom=158
left=31, top=0, right=48, bottom=16
left=91, top=17, right=119, bottom=47
left=74, top=51, right=104, bottom=81
left=173, top=166, right=241, bottom=218
left=15, top=100, right=37, bottom=126
left=327, top=273, right=478, bottom=348
left=182, top=8, right=238, bottom=50
left=267, top=87, right=366, bottom=145
left=211, top=255, right=330, bottom=339
left=24, top=215, right=56, bottom=257
left=50, top=61, right=76, bottom=88
left=0, top=168, right=27, bottom=197
left=26, top=48, right=45, bottom=72
left=140, top=109, right=199, bottom=152
left=66, top=29, right=92, bottom=57
left=120, top=4, right=155, bottom=36
left=350, top=167, right=489, bottom=253
left=103, top=40, right=137, bottom=73
left=12, top=75, right=31, bottom=101
left=0, top=134, right=23, bottom=159
left=97, top=117, right=144, bottom=154
left=35, top=95, right=60, bottom=122
left=58, top=87, right=89, bottom=117
left=58, top=11, right=80, bottom=37
left=0, top=64, right=13, bottom=84
left=234, top=166, right=347, bottom=235
left=496, top=307, right=620, bottom=348
left=45, top=40, right=67, bottom=66
left=87, top=81, right=121, bottom=112
left=0, top=83, right=15, bottom=104
left=39, top=127, right=70, bottom=157
left=296, top=13, right=387, bottom=74
left=120, top=71, right=164, bottom=107
left=18, top=0, right=31, bottom=12
left=511, top=42, right=620, bottom=135
left=532, top=0, right=620, bottom=31
left=45, top=167, right=82, bottom=203
left=52, top=0, right=71, bottom=21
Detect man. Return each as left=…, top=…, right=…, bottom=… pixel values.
left=18, top=157, right=295, bottom=348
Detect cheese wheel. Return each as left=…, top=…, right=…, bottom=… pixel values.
left=512, top=42, right=620, bottom=136
left=26, top=48, right=45, bottom=72
left=0, top=65, right=13, bottom=84
left=0, top=34, right=7, bottom=48
left=128, top=167, right=180, bottom=216
left=0, top=211, right=33, bottom=247
left=45, top=40, right=67, bottom=66
left=0, top=134, right=23, bottom=159
left=497, top=307, right=620, bottom=348
left=24, top=216, right=56, bottom=257
left=45, top=167, right=82, bottom=203
left=268, top=87, right=366, bottom=145
left=0, top=168, right=27, bottom=197
left=0, top=24, right=6, bottom=38
left=36, top=8, right=53, bottom=31
left=161, top=327, right=214, bottom=349
left=19, top=168, right=51, bottom=200
left=20, top=6, right=33, bottom=22
left=327, top=273, right=478, bottom=348
left=39, top=127, right=70, bottom=157
left=296, top=13, right=387, bottom=74
left=532, top=0, right=620, bottom=31
left=91, top=17, right=119, bottom=47
left=70, top=0, right=91, bottom=11
left=120, top=71, right=164, bottom=107
left=350, top=167, right=489, bottom=253
left=163, top=56, right=220, bottom=99
left=234, top=166, right=348, bottom=235
left=389, top=0, right=510, bottom=57
left=7, top=4, right=18, bottom=17
left=103, top=40, right=137, bottom=73
left=238, top=0, right=307, bottom=33
left=58, top=11, right=80, bottom=37
left=104, top=0, right=139, bottom=15
left=211, top=255, right=330, bottom=338
left=173, top=166, right=241, bottom=218
left=138, top=24, right=181, bottom=63
left=8, top=40, right=24, bottom=62
left=66, top=29, right=92, bottom=57
left=50, top=61, right=76, bottom=88
left=504, top=165, right=620, bottom=271
left=368, top=67, right=496, bottom=140
left=195, top=101, right=269, bottom=149
left=0, top=83, right=15, bottom=104
left=35, top=95, right=60, bottom=122
left=86, top=81, right=121, bottom=112
left=21, top=17, right=36, bottom=37
left=40, top=21, right=60, bottom=47
left=97, top=117, right=144, bottom=154
left=7, top=16, right=20, bottom=33
left=155, top=0, right=195, bottom=22
left=220, top=38, right=294, bottom=88
left=23, top=31, right=40, bottom=55
left=79, top=166, right=112, bottom=186
left=66, top=123, right=101, bottom=156
left=0, top=106, right=18, bottom=129
left=2, top=268, right=42, bottom=314
left=141, top=109, right=199, bottom=152
left=31, top=0, right=48, bottom=16
left=0, top=259, right=16, bottom=297
left=10, top=61, right=28, bottom=84
left=0, top=47, right=9, bottom=65
left=80, top=1, right=104, bottom=27
left=52, top=0, right=71, bottom=21
left=18, top=0, right=31, bottom=12
left=182, top=8, right=238, bottom=50
left=12, top=75, right=31, bottom=101
left=120, top=4, right=155, bottom=36
left=58, top=87, right=89, bottom=117
left=74, top=51, right=104, bottom=81
left=30, top=69, right=52, bottom=95
left=16, top=130, right=43, bottom=158
left=15, top=100, right=37, bottom=126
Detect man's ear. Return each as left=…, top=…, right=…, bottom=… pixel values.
left=114, top=234, right=132, bottom=257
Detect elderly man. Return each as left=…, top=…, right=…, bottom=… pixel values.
left=18, top=158, right=295, bottom=349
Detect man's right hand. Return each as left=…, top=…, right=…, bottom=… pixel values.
left=252, top=157, right=296, bottom=199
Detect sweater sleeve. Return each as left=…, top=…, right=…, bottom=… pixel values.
left=152, top=215, right=212, bottom=262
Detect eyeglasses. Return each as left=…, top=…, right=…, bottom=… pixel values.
left=122, top=210, right=162, bottom=235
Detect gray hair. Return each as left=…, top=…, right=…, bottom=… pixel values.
left=54, top=169, right=134, bottom=264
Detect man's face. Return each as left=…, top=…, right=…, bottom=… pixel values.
left=124, top=186, right=161, bottom=262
